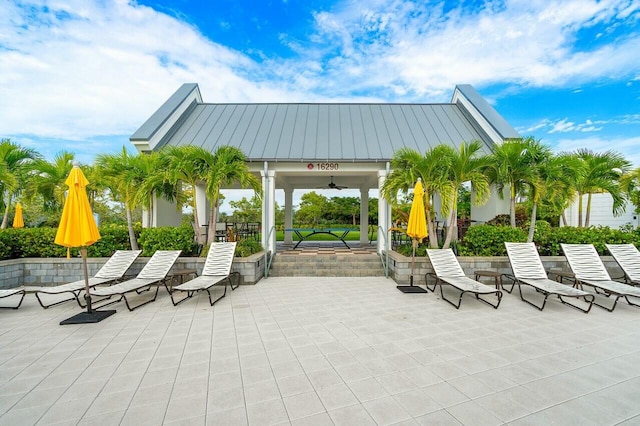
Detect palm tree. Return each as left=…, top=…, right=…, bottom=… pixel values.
left=620, top=167, right=640, bottom=215
left=440, top=141, right=492, bottom=249
left=523, top=147, right=580, bottom=242
left=0, top=139, right=40, bottom=228
left=486, top=138, right=540, bottom=228
left=574, top=149, right=630, bottom=227
left=95, top=148, right=171, bottom=250
left=160, top=145, right=211, bottom=244
left=201, top=146, right=261, bottom=244
left=381, top=146, right=453, bottom=248
left=24, top=151, right=75, bottom=215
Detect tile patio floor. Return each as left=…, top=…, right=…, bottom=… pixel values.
left=1, top=277, right=640, bottom=425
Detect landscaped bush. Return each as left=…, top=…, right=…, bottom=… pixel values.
left=199, top=239, right=264, bottom=258
left=535, top=226, right=636, bottom=255
left=138, top=226, right=198, bottom=257
left=458, top=225, right=527, bottom=256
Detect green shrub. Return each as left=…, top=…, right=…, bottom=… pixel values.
left=458, top=225, right=527, bottom=256
left=138, top=226, right=197, bottom=257
left=536, top=226, right=635, bottom=255
left=235, top=239, right=263, bottom=257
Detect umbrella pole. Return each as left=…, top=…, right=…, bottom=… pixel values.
left=81, top=247, right=92, bottom=314
left=410, top=239, right=416, bottom=287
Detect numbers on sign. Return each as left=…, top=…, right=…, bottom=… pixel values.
left=316, top=163, right=339, bottom=171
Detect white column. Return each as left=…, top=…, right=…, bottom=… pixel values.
left=147, top=195, right=182, bottom=227
left=471, top=184, right=510, bottom=224
left=284, top=187, right=293, bottom=244
left=377, top=169, right=391, bottom=253
left=261, top=166, right=276, bottom=253
left=195, top=183, right=210, bottom=226
left=360, top=187, right=369, bottom=245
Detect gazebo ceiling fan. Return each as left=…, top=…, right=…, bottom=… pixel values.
left=319, top=176, right=348, bottom=190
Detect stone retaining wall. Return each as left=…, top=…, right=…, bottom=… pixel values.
left=0, top=253, right=265, bottom=289
left=385, top=251, right=625, bottom=285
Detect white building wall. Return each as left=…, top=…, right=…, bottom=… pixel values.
left=563, top=193, right=639, bottom=228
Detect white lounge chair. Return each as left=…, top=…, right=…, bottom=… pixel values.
left=0, top=288, right=26, bottom=309
left=425, top=249, right=502, bottom=309
left=171, top=242, right=239, bottom=306
left=25, top=250, right=142, bottom=308
left=505, top=243, right=594, bottom=313
left=92, top=250, right=181, bottom=311
left=605, top=243, right=640, bottom=286
left=561, top=244, right=640, bottom=312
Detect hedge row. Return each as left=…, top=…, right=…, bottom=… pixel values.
left=0, top=225, right=266, bottom=260
left=458, top=223, right=640, bottom=256
left=0, top=225, right=198, bottom=260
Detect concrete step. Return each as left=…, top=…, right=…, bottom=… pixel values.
left=268, top=254, right=385, bottom=277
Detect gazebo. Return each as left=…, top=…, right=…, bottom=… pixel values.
left=130, top=83, right=519, bottom=254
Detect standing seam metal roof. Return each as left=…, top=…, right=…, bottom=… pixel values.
left=157, top=102, right=497, bottom=162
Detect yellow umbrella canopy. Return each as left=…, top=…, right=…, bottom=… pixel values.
left=12, top=202, right=24, bottom=228
left=406, top=179, right=428, bottom=241
left=55, top=165, right=101, bottom=249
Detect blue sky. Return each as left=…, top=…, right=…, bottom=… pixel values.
left=2, top=0, right=640, bottom=169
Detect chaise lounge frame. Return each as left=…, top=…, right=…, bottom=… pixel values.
left=0, top=288, right=26, bottom=309
left=425, top=249, right=502, bottom=309
left=561, top=243, right=640, bottom=312
left=170, top=242, right=239, bottom=306
left=605, top=243, right=640, bottom=286
left=505, top=243, right=594, bottom=313
left=25, top=250, right=142, bottom=309
left=91, top=250, right=181, bottom=311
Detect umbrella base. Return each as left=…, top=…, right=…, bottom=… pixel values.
left=396, top=285, right=428, bottom=293
left=60, top=310, right=116, bottom=325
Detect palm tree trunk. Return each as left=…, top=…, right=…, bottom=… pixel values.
left=1, top=192, right=12, bottom=229
left=527, top=202, right=538, bottom=243
left=578, top=192, right=583, bottom=227
left=442, top=204, right=457, bottom=249
left=126, top=207, right=139, bottom=250
left=510, top=186, right=516, bottom=228
left=426, top=210, right=438, bottom=248
left=207, top=200, right=219, bottom=244
left=192, top=197, right=203, bottom=245
left=585, top=193, right=592, bottom=227
left=561, top=211, right=568, bottom=226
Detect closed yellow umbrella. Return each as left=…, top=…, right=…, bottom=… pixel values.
left=398, top=178, right=428, bottom=293
left=55, top=165, right=112, bottom=324
left=12, top=202, right=24, bottom=228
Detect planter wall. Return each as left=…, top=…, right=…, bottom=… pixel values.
left=384, top=250, right=625, bottom=285
left=0, top=253, right=265, bottom=290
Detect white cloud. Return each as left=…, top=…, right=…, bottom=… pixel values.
left=1, top=0, right=639, bottom=161
left=552, top=135, right=640, bottom=166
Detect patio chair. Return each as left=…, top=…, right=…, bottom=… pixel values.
left=561, top=244, right=640, bottom=312
left=170, top=242, right=239, bottom=306
left=605, top=243, right=640, bottom=286
left=425, top=249, right=502, bottom=309
left=91, top=250, right=181, bottom=311
left=0, top=288, right=26, bottom=309
left=505, top=243, right=594, bottom=313
left=25, top=250, right=142, bottom=309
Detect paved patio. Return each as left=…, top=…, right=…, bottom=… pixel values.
left=1, top=277, right=639, bottom=426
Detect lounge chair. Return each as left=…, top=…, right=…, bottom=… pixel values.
left=0, top=288, right=26, bottom=309
left=170, top=242, right=239, bottom=306
left=91, top=250, right=181, bottom=311
left=25, top=250, right=142, bottom=309
left=425, top=249, right=502, bottom=309
left=561, top=244, right=640, bottom=312
left=605, top=243, right=640, bottom=286
left=505, top=243, right=594, bottom=313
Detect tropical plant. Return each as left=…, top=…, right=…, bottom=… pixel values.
left=573, top=149, right=630, bottom=227
left=381, top=146, right=453, bottom=248
left=23, top=151, right=74, bottom=215
left=439, top=141, right=492, bottom=249
left=486, top=138, right=540, bottom=228
left=620, top=166, right=640, bottom=215
left=0, top=139, right=40, bottom=228
left=202, top=146, right=261, bottom=244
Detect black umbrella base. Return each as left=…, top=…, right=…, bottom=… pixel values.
left=60, top=310, right=116, bottom=325
left=396, top=286, right=428, bottom=293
